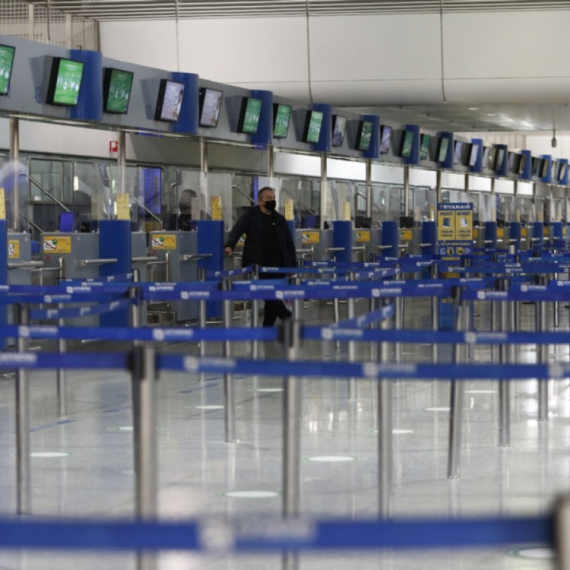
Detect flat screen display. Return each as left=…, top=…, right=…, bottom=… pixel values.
left=357, top=120, right=374, bottom=151
left=558, top=162, right=567, bottom=181
left=495, top=148, right=505, bottom=171
left=332, top=115, right=347, bottom=147
left=482, top=146, right=491, bottom=168
left=237, top=97, right=262, bottom=134
left=487, top=147, right=497, bottom=170
left=437, top=138, right=449, bottom=162
left=273, top=103, right=292, bottom=139
left=518, top=154, right=527, bottom=175
left=103, top=68, right=134, bottom=114
left=199, top=87, right=223, bottom=128
left=419, top=134, right=431, bottom=160
left=453, top=141, right=464, bottom=165
left=469, top=143, right=479, bottom=167
left=303, top=110, right=324, bottom=144
left=0, top=44, right=15, bottom=96
left=507, top=152, right=516, bottom=172
left=379, top=126, right=393, bottom=154
left=155, top=80, right=184, bottom=122
left=552, top=160, right=558, bottom=178
left=46, top=57, right=85, bottom=106
left=532, top=157, right=541, bottom=176
left=400, top=130, right=414, bottom=158
left=540, top=159, right=549, bottom=178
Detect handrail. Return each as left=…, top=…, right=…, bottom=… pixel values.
left=28, top=176, right=70, bottom=213
left=232, top=185, right=255, bottom=205
left=78, top=258, right=117, bottom=267
left=181, top=253, right=213, bottom=262
left=131, top=196, right=163, bottom=229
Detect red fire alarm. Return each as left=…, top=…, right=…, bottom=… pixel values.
left=109, top=141, right=119, bottom=153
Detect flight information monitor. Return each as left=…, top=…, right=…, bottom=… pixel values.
left=400, top=130, right=414, bottom=158
left=199, top=88, right=223, bottom=128
left=302, top=110, right=324, bottom=144
left=0, top=44, right=15, bottom=96
left=332, top=115, right=347, bottom=147
left=103, top=68, right=134, bottom=114
left=437, top=138, right=449, bottom=162
left=237, top=97, right=262, bottom=134
left=273, top=104, right=292, bottom=138
left=357, top=120, right=374, bottom=151
left=155, top=80, right=185, bottom=122
left=419, top=134, right=431, bottom=160
left=379, top=126, right=393, bottom=154
left=46, top=57, right=85, bottom=106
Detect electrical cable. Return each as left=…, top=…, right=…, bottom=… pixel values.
left=439, top=0, right=447, bottom=104
left=306, top=0, right=315, bottom=104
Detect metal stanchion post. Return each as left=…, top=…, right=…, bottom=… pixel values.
left=16, top=304, right=31, bottom=515
left=56, top=302, right=67, bottom=417
left=378, top=298, right=393, bottom=517
left=431, top=263, right=439, bottom=364
left=131, top=345, right=158, bottom=570
left=395, top=296, right=403, bottom=364
left=347, top=273, right=357, bottom=400
left=333, top=295, right=341, bottom=351
left=223, top=279, right=236, bottom=443
left=198, top=268, right=207, bottom=381
left=252, top=265, right=260, bottom=359
left=498, top=279, right=510, bottom=447
left=282, top=315, right=302, bottom=570
left=448, top=288, right=467, bottom=479
left=538, top=283, right=549, bottom=422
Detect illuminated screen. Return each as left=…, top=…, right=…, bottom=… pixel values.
left=518, top=154, right=527, bottom=175
left=487, top=148, right=497, bottom=170
left=155, top=80, right=184, bottom=122
left=273, top=104, right=292, bottom=139
left=437, top=138, right=449, bottom=162
left=199, top=88, right=223, bottom=128
left=558, top=162, right=567, bottom=181
left=379, top=126, right=393, bottom=154
left=332, top=115, right=347, bottom=147
left=453, top=141, right=464, bottom=165
left=238, top=97, right=262, bottom=134
left=540, top=159, right=549, bottom=178
left=469, top=144, right=479, bottom=167
left=419, top=134, right=431, bottom=160
left=482, top=146, right=491, bottom=168
left=400, top=130, right=414, bottom=158
left=0, top=44, right=15, bottom=96
left=495, top=148, right=505, bottom=170
left=103, top=68, right=134, bottom=114
left=357, top=121, right=374, bottom=151
left=303, top=111, right=324, bottom=144
left=47, top=57, right=85, bottom=106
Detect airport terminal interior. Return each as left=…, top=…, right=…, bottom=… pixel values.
left=2, top=0, right=570, bottom=568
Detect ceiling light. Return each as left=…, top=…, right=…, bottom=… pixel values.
left=468, top=107, right=479, bottom=111
left=487, top=114, right=498, bottom=117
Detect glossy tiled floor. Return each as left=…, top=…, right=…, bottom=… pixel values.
left=0, top=299, right=566, bottom=569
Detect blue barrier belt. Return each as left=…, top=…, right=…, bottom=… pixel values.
left=207, top=266, right=254, bottom=278
left=29, top=299, right=133, bottom=320
left=0, top=292, right=126, bottom=305
left=61, top=273, right=134, bottom=284
left=463, top=289, right=570, bottom=302
left=0, top=515, right=550, bottom=551
left=333, top=304, right=394, bottom=328
left=0, top=352, right=128, bottom=370
left=4, top=284, right=130, bottom=295
left=158, top=355, right=567, bottom=380
left=0, top=325, right=279, bottom=343
left=304, top=326, right=570, bottom=345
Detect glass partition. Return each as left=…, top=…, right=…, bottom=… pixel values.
left=279, top=176, right=320, bottom=228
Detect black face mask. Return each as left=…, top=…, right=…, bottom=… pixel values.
left=263, top=200, right=277, bottom=211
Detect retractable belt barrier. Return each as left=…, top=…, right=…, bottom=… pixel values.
left=0, top=514, right=551, bottom=552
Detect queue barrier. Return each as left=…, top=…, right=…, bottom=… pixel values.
left=0, top=513, right=552, bottom=552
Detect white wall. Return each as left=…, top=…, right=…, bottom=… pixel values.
left=100, top=10, right=570, bottom=106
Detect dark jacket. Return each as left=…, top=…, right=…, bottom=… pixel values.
left=225, top=207, right=297, bottom=268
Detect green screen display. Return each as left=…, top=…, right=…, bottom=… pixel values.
left=240, top=97, right=262, bottom=134
left=50, top=58, right=85, bottom=106
left=358, top=121, right=374, bottom=151
left=401, top=130, right=414, bottom=158
left=419, top=135, right=431, bottom=160
left=305, top=111, right=324, bottom=144
left=438, top=138, right=449, bottom=162
left=0, top=45, right=15, bottom=96
left=274, top=104, right=292, bottom=138
left=104, top=68, right=134, bottom=114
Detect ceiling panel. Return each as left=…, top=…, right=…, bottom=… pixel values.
left=33, top=0, right=570, bottom=21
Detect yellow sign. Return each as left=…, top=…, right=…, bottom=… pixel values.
left=438, top=211, right=456, bottom=241
left=116, top=193, right=130, bottom=221
left=437, top=209, right=473, bottom=241
left=400, top=229, right=413, bottom=242
left=211, top=196, right=222, bottom=221
left=544, top=227, right=550, bottom=237
left=521, top=227, right=527, bottom=237
left=0, top=188, right=6, bottom=220
left=497, top=227, right=505, bottom=239
left=343, top=202, right=351, bottom=221
left=474, top=229, right=479, bottom=239
left=8, top=240, right=19, bottom=259
left=302, top=231, right=320, bottom=245
left=150, top=234, right=177, bottom=250
left=284, top=199, right=294, bottom=221
left=43, top=236, right=72, bottom=254
left=355, top=231, right=371, bottom=243
left=455, top=211, right=473, bottom=241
